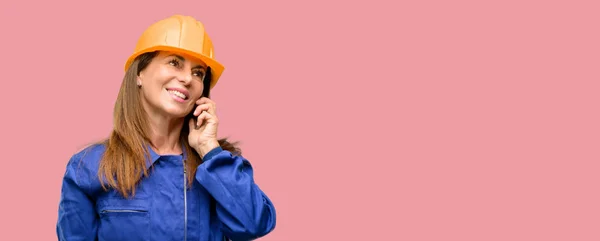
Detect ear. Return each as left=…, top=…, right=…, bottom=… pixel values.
left=137, top=75, right=143, bottom=87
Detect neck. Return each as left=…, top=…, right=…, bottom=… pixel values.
left=145, top=111, right=184, bottom=156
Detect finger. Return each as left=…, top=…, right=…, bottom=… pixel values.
left=188, top=117, right=197, bottom=130
left=195, top=97, right=214, bottom=105
left=196, top=110, right=218, bottom=127
left=193, top=104, right=211, bottom=116
left=194, top=103, right=216, bottom=116
left=195, top=97, right=216, bottom=113
left=195, top=111, right=211, bottom=128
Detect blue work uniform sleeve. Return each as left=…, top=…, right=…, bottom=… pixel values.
left=56, top=155, right=98, bottom=241
left=196, top=147, right=277, bottom=240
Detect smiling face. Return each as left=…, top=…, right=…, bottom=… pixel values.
left=137, top=51, right=208, bottom=118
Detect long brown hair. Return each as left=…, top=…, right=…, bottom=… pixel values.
left=97, top=51, right=241, bottom=198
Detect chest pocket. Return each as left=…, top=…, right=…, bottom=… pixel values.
left=96, top=196, right=151, bottom=241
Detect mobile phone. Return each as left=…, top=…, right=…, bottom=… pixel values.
left=202, top=66, right=212, bottom=99
left=187, top=67, right=212, bottom=119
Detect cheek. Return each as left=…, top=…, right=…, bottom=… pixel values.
left=145, top=80, right=166, bottom=93
left=140, top=78, right=167, bottom=98
left=191, top=83, right=205, bottom=99
left=146, top=73, right=171, bottom=90
left=141, top=85, right=164, bottom=102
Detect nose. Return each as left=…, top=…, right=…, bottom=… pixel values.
left=177, top=69, right=193, bottom=85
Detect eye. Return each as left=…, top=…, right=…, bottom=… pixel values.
left=168, top=59, right=180, bottom=67
left=193, top=70, right=206, bottom=80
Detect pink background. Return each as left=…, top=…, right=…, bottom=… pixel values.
left=1, top=0, right=599, bottom=240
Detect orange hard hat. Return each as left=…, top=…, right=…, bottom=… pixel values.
left=124, top=15, right=225, bottom=90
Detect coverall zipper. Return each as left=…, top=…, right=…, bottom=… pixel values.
left=183, top=160, right=188, bottom=241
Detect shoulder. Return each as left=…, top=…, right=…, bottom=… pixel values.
left=67, top=142, right=106, bottom=171
left=63, top=143, right=107, bottom=192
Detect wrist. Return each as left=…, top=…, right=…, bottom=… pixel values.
left=196, top=139, right=220, bottom=158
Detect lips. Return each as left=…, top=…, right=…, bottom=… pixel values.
left=165, top=87, right=189, bottom=100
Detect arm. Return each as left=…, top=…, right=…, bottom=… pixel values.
left=195, top=147, right=277, bottom=240
left=56, top=155, right=98, bottom=241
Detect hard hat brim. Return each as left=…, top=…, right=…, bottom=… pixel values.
left=124, top=46, right=225, bottom=90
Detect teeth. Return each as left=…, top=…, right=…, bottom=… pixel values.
left=168, top=90, right=186, bottom=99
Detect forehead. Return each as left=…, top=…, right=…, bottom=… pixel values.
left=157, top=51, right=207, bottom=68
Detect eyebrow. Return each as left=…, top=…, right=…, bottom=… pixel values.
left=168, top=54, right=207, bottom=69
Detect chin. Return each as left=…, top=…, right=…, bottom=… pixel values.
left=162, top=106, right=190, bottom=118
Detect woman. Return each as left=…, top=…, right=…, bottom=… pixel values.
left=56, top=15, right=276, bottom=241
